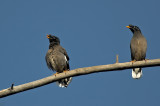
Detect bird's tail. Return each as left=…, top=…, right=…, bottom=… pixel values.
left=56, top=77, right=72, bottom=88
left=132, top=68, right=142, bottom=79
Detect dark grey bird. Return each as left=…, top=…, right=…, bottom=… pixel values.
left=45, top=34, right=72, bottom=88
left=126, top=24, right=147, bottom=79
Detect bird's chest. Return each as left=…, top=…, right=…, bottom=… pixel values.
left=130, top=37, right=145, bottom=60
left=49, top=52, right=67, bottom=72
left=131, top=36, right=143, bottom=49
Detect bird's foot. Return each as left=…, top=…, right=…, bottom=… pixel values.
left=53, top=72, right=59, bottom=77
left=131, top=60, right=136, bottom=65
left=144, top=59, right=149, bottom=63
left=63, top=70, right=69, bottom=75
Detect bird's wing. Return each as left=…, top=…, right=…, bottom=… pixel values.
left=45, top=49, right=55, bottom=70
left=59, top=47, right=69, bottom=61
left=130, top=37, right=138, bottom=60
left=57, top=46, right=70, bottom=70
left=139, top=35, right=147, bottom=59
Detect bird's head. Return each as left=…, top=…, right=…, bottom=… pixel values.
left=47, top=34, right=60, bottom=44
left=126, top=24, right=141, bottom=33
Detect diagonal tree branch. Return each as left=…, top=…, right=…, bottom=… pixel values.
left=0, top=59, right=160, bottom=98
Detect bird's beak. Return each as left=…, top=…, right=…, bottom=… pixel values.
left=126, top=26, right=131, bottom=28
left=46, top=35, right=50, bottom=38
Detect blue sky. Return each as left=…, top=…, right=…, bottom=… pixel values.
left=0, top=0, right=160, bottom=106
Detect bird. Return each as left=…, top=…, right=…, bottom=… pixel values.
left=126, top=24, right=147, bottom=79
left=45, top=34, right=72, bottom=88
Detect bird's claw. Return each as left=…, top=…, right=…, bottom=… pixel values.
left=131, top=60, right=136, bottom=65
left=53, top=72, right=59, bottom=77
left=144, top=59, right=149, bottom=63
left=63, top=70, right=68, bottom=75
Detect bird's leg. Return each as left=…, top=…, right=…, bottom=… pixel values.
left=144, top=59, right=149, bottom=63
left=53, top=72, right=59, bottom=77
left=63, top=70, right=69, bottom=75
left=131, top=60, right=136, bottom=65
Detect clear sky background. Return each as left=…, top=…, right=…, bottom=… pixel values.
left=0, top=0, right=160, bottom=106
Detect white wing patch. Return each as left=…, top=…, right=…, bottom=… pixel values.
left=64, top=55, right=68, bottom=62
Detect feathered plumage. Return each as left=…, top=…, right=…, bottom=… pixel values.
left=45, top=34, right=72, bottom=87
left=126, top=24, right=147, bottom=79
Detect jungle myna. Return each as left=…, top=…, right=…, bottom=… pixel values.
left=45, top=34, right=72, bottom=87
left=126, top=24, right=147, bottom=79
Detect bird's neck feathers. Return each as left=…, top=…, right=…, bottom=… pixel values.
left=131, top=29, right=142, bottom=36
left=133, top=30, right=142, bottom=37
left=130, top=28, right=141, bottom=33
left=49, top=42, right=60, bottom=49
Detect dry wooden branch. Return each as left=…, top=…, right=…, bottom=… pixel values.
left=116, top=55, right=119, bottom=63
left=0, top=59, right=160, bottom=98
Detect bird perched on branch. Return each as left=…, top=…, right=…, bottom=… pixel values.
left=126, top=24, right=147, bottom=79
left=45, top=34, right=72, bottom=88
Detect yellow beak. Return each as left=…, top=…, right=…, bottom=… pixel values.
left=46, top=35, right=50, bottom=38
left=126, top=26, right=131, bottom=28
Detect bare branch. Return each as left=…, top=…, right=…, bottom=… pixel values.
left=0, top=59, right=160, bottom=98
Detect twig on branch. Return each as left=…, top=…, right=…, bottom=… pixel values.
left=10, top=83, right=14, bottom=90
left=116, top=55, right=119, bottom=63
left=0, top=59, right=160, bottom=98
